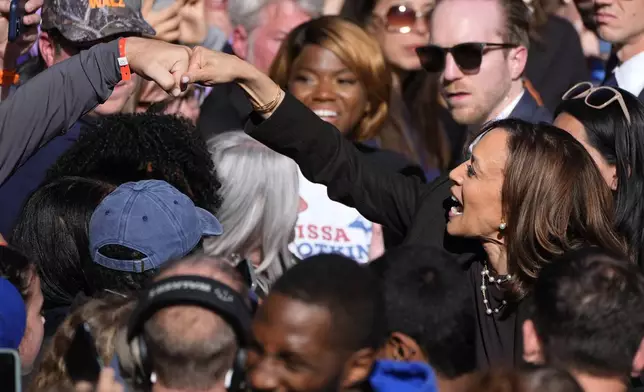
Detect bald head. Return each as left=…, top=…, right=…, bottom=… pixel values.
left=144, top=254, right=249, bottom=390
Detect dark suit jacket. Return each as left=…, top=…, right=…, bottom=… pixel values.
left=246, top=92, right=551, bottom=368
left=526, top=15, right=590, bottom=112
left=513, top=90, right=553, bottom=124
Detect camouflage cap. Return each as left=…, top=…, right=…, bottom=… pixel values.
left=41, top=0, right=156, bottom=43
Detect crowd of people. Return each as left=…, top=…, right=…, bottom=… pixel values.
left=0, top=0, right=643, bottom=391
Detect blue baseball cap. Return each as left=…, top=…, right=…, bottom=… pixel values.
left=89, top=180, right=223, bottom=273
left=0, top=277, right=26, bottom=350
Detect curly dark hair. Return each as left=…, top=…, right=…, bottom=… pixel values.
left=47, top=113, right=221, bottom=211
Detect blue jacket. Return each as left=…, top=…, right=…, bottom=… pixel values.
left=370, top=360, right=439, bottom=392
left=0, top=118, right=92, bottom=237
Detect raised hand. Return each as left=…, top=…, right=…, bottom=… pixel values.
left=141, top=0, right=183, bottom=43
left=179, top=0, right=208, bottom=45
left=0, top=0, right=43, bottom=59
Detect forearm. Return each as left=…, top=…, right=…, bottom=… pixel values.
left=235, top=60, right=285, bottom=119
left=0, top=39, right=121, bottom=183
left=245, top=92, right=421, bottom=236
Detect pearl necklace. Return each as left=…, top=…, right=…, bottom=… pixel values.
left=480, top=263, right=512, bottom=315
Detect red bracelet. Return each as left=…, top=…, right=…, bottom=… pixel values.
left=118, top=38, right=131, bottom=81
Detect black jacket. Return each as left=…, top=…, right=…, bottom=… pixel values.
left=246, top=92, right=551, bottom=262
left=245, top=93, right=552, bottom=368
left=198, top=84, right=426, bottom=249
left=246, top=93, right=481, bottom=272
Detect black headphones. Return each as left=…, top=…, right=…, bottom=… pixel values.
left=126, top=275, right=252, bottom=392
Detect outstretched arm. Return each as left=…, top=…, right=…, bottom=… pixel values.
left=0, top=37, right=191, bottom=184
left=183, top=47, right=424, bottom=236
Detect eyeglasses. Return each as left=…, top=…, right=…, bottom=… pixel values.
left=562, top=82, right=631, bottom=125
left=377, top=4, right=431, bottom=34
left=415, top=42, right=518, bottom=73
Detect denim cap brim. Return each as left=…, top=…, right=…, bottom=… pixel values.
left=196, top=207, right=224, bottom=236
left=91, top=238, right=158, bottom=273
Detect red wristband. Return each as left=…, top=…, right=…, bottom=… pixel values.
left=0, top=70, right=19, bottom=87
left=118, top=38, right=131, bottom=81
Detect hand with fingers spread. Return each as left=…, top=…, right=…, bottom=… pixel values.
left=0, top=0, right=43, bottom=63
left=125, top=37, right=192, bottom=97
left=141, top=0, right=184, bottom=42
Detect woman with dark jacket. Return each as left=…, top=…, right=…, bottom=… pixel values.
left=183, top=45, right=627, bottom=369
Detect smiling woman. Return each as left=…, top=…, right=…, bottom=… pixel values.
left=270, top=15, right=393, bottom=142
left=269, top=16, right=426, bottom=262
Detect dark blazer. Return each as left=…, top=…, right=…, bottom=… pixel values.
left=512, top=90, right=553, bottom=124
left=246, top=93, right=551, bottom=368
left=526, top=15, right=590, bottom=112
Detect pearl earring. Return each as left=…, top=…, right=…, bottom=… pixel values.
left=499, top=222, right=507, bottom=231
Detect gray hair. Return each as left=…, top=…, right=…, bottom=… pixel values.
left=204, top=131, right=299, bottom=289
left=228, top=0, right=324, bottom=34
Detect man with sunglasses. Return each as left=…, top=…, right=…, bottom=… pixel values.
left=417, top=0, right=551, bottom=133
left=0, top=0, right=155, bottom=237
left=588, top=0, right=644, bottom=101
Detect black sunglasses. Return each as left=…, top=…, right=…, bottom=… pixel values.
left=415, top=42, right=518, bottom=73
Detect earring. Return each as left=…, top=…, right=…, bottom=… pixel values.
left=499, top=221, right=507, bottom=231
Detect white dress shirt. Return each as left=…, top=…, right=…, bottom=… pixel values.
left=494, top=89, right=525, bottom=121
left=614, top=51, right=644, bottom=97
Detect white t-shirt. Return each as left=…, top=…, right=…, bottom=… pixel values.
left=289, top=171, right=373, bottom=263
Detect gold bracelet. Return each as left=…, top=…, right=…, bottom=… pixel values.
left=253, top=88, right=284, bottom=114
